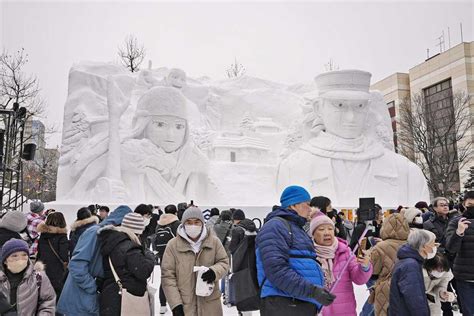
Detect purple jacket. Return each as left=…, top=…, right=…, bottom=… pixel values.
left=321, top=238, right=373, bottom=316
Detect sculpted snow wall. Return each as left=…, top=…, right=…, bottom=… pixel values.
left=56, top=63, right=428, bottom=207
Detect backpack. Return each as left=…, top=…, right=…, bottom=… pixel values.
left=153, top=226, right=175, bottom=257
left=228, top=216, right=292, bottom=311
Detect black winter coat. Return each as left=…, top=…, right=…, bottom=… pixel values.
left=36, top=222, right=69, bottom=297
left=423, top=212, right=459, bottom=250
left=0, top=228, right=21, bottom=250
left=445, top=215, right=474, bottom=280
left=229, top=219, right=257, bottom=254
left=68, top=216, right=99, bottom=256
left=98, top=226, right=155, bottom=316
left=389, top=244, right=430, bottom=316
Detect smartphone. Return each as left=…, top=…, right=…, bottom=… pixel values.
left=358, top=238, right=367, bottom=258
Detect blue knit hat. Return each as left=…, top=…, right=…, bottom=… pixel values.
left=280, top=185, right=311, bottom=209
left=1, top=239, right=29, bottom=262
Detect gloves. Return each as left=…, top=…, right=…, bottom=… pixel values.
left=172, top=305, right=184, bottom=316
left=201, top=268, right=216, bottom=283
left=312, top=286, right=336, bottom=306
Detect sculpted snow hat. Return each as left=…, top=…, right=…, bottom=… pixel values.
left=181, top=206, right=205, bottom=224
left=30, top=200, right=45, bottom=214
left=280, top=185, right=311, bottom=209
left=315, top=69, right=371, bottom=100
left=309, top=213, right=335, bottom=237
left=135, top=86, right=188, bottom=120
left=121, top=213, right=145, bottom=235
left=0, top=211, right=27, bottom=233
left=1, top=239, right=29, bottom=262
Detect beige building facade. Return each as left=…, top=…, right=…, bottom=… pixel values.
left=372, top=41, right=474, bottom=194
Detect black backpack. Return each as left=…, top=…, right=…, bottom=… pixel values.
left=153, top=226, right=175, bottom=257
left=228, top=216, right=292, bottom=311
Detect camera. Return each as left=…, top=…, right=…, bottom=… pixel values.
left=357, top=197, right=377, bottom=222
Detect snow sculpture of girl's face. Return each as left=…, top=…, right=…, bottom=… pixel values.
left=145, top=115, right=187, bottom=153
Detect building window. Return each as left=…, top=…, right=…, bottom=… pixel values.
left=230, top=151, right=236, bottom=162
left=423, top=78, right=460, bottom=192
left=387, top=101, right=397, bottom=152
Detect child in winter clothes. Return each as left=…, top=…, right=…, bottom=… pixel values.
left=423, top=253, right=455, bottom=316
left=37, top=212, right=69, bottom=300
left=309, top=213, right=372, bottom=316
left=0, top=239, right=56, bottom=315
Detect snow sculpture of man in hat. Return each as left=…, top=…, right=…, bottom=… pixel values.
left=277, top=69, right=429, bottom=207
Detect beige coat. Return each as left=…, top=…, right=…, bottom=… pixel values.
left=423, top=269, right=454, bottom=316
left=161, top=227, right=229, bottom=316
left=370, top=214, right=410, bottom=316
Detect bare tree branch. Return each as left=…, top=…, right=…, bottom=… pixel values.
left=117, top=35, right=146, bottom=73
left=397, top=90, right=472, bottom=197
left=226, top=57, right=246, bottom=78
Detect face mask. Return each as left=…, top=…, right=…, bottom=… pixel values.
left=426, top=246, right=437, bottom=259
left=6, top=259, right=28, bottom=274
left=414, top=216, right=423, bottom=225
left=430, top=270, right=445, bottom=278
left=185, top=225, right=202, bottom=239
left=143, top=218, right=151, bottom=227
left=464, top=206, right=474, bottom=219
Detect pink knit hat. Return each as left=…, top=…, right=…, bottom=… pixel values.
left=308, top=213, right=335, bottom=237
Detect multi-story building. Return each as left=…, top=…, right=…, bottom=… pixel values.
left=372, top=41, right=474, bottom=195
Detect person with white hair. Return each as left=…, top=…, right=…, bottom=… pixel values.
left=389, top=229, right=438, bottom=316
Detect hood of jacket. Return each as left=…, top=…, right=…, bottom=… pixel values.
left=158, top=213, right=179, bottom=226
left=397, top=244, right=424, bottom=264
left=238, top=218, right=257, bottom=232
left=70, top=216, right=99, bottom=232
left=37, top=222, right=67, bottom=235
left=380, top=213, right=410, bottom=241
left=100, top=205, right=132, bottom=227
left=265, top=207, right=307, bottom=227
left=98, top=225, right=140, bottom=257
left=0, top=260, right=45, bottom=281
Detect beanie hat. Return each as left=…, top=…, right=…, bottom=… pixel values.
left=309, top=213, right=335, bottom=237
left=77, top=207, right=92, bottom=220
left=30, top=200, right=44, bottom=214
left=0, top=211, right=27, bottom=233
left=181, top=206, right=205, bottom=224
left=1, top=239, right=29, bottom=262
left=280, top=185, right=311, bottom=209
left=415, top=201, right=429, bottom=209
left=121, top=213, right=145, bottom=235
left=232, top=209, right=246, bottom=221
left=403, top=207, right=422, bottom=224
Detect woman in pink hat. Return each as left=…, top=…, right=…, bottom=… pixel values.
left=309, top=213, right=373, bottom=316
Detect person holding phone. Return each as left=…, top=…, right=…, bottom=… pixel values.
left=309, top=213, right=372, bottom=316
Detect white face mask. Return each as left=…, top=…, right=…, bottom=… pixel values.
left=143, top=218, right=151, bottom=227
left=430, top=270, right=445, bottom=278
left=414, top=216, right=423, bottom=225
left=7, top=259, right=28, bottom=274
left=426, top=246, right=437, bottom=259
left=185, top=225, right=202, bottom=239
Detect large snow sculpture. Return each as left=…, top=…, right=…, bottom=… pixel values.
left=277, top=70, right=429, bottom=207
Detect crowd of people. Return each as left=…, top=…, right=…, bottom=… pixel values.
left=0, top=188, right=471, bottom=316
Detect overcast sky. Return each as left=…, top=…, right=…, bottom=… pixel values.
left=1, top=0, right=472, bottom=147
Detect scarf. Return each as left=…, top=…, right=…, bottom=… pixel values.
left=177, top=225, right=208, bottom=254
left=314, top=238, right=339, bottom=289
left=301, top=131, right=384, bottom=161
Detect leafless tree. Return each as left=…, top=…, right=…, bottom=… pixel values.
left=226, top=57, right=246, bottom=78
left=118, top=35, right=146, bottom=73
left=397, top=90, right=472, bottom=197
left=23, top=147, right=59, bottom=202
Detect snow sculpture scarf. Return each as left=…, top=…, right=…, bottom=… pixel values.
left=314, top=237, right=339, bottom=289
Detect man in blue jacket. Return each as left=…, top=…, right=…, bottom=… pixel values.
left=256, top=185, right=335, bottom=316
left=57, top=205, right=132, bottom=316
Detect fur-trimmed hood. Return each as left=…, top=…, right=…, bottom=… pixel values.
left=158, top=214, right=179, bottom=226
left=70, top=216, right=99, bottom=232
left=37, top=222, right=67, bottom=234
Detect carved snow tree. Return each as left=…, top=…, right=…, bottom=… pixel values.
left=398, top=90, right=472, bottom=197
left=226, top=57, right=245, bottom=78
left=118, top=35, right=146, bottom=73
